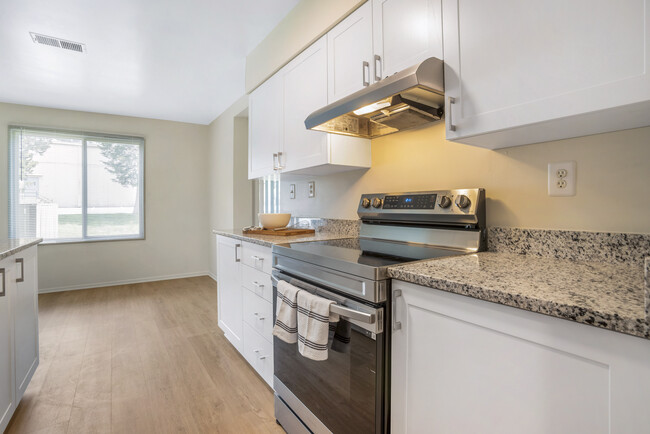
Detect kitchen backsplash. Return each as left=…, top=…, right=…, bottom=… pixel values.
left=488, top=227, right=650, bottom=266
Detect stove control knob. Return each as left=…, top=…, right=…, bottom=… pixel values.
left=361, top=198, right=371, bottom=208
left=455, top=195, right=471, bottom=209
left=372, top=197, right=383, bottom=208
left=438, top=195, right=452, bottom=209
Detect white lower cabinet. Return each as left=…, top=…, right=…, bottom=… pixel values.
left=216, top=236, right=243, bottom=352
left=391, top=280, right=650, bottom=434
left=217, top=236, right=274, bottom=388
left=0, top=245, right=39, bottom=434
left=0, top=263, right=16, bottom=433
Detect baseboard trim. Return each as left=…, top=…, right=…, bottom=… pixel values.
left=208, top=272, right=217, bottom=282
left=38, top=271, right=211, bottom=294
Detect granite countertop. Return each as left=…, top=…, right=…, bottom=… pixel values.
left=212, top=229, right=352, bottom=247
left=0, top=238, right=43, bottom=261
left=388, top=252, right=649, bottom=339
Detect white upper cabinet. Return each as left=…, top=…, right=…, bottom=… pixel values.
left=283, top=37, right=330, bottom=172
left=372, top=0, right=442, bottom=79
left=248, top=73, right=283, bottom=179
left=327, top=1, right=374, bottom=102
left=442, top=0, right=650, bottom=149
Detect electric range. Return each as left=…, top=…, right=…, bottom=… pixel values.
left=271, top=188, right=486, bottom=434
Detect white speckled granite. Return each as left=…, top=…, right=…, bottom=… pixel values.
left=388, top=252, right=649, bottom=339
left=0, top=238, right=42, bottom=260
left=212, top=218, right=359, bottom=247
left=488, top=227, right=650, bottom=266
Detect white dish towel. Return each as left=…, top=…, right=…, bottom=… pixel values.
left=297, top=290, right=340, bottom=361
left=273, top=280, right=301, bottom=343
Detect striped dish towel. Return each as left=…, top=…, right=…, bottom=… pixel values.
left=273, top=280, right=300, bottom=343
left=297, top=291, right=340, bottom=361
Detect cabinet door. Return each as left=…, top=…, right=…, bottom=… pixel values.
left=327, top=1, right=373, bottom=102
left=372, top=0, right=442, bottom=79
left=443, top=0, right=650, bottom=148
left=249, top=73, right=283, bottom=179
left=392, top=280, right=650, bottom=433
left=13, top=246, right=38, bottom=402
left=0, top=263, right=15, bottom=434
left=216, top=236, right=243, bottom=352
left=282, top=36, right=330, bottom=173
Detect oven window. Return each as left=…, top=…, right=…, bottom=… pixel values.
left=274, top=320, right=380, bottom=433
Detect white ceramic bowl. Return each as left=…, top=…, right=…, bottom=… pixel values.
left=258, top=213, right=291, bottom=230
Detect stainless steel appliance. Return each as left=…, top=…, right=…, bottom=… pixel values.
left=304, top=57, right=444, bottom=139
left=272, top=189, right=486, bottom=434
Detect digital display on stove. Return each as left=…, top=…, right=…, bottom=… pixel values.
left=383, top=194, right=437, bottom=209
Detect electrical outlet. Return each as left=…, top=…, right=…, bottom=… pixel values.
left=289, top=184, right=296, bottom=199
left=548, top=161, right=576, bottom=196
left=308, top=181, right=315, bottom=198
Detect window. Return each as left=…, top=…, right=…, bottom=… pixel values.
left=9, top=126, right=144, bottom=243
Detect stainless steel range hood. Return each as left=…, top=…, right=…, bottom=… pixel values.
left=305, top=57, right=445, bottom=139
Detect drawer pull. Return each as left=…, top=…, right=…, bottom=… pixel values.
left=16, top=258, right=24, bottom=283
left=252, top=281, right=265, bottom=288
left=0, top=268, right=5, bottom=297
left=253, top=312, right=266, bottom=320
left=259, top=355, right=269, bottom=360
left=254, top=349, right=260, bottom=353
left=251, top=255, right=264, bottom=262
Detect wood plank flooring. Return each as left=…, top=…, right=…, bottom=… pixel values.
left=6, top=276, right=283, bottom=434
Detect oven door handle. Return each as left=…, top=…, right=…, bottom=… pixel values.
left=272, top=273, right=382, bottom=332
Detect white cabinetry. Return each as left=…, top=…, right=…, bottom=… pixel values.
left=391, top=280, right=650, bottom=434
left=0, top=263, right=15, bottom=433
left=442, top=0, right=650, bottom=149
left=13, top=247, right=38, bottom=402
left=216, top=236, right=274, bottom=388
left=248, top=73, right=283, bottom=180
left=372, top=0, right=442, bottom=79
left=0, top=245, right=40, bottom=434
left=327, top=1, right=374, bottom=102
left=216, top=236, right=243, bottom=352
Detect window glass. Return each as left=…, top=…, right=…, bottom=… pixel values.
left=9, top=126, right=144, bottom=243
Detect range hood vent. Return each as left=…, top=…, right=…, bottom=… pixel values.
left=30, top=32, right=86, bottom=53
left=305, top=57, right=444, bottom=139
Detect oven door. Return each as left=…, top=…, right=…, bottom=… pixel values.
left=272, top=270, right=386, bottom=434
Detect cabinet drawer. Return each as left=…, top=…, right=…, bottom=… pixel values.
left=243, top=323, right=274, bottom=388
left=241, top=242, right=272, bottom=274
left=243, top=288, right=274, bottom=341
left=241, top=265, right=273, bottom=303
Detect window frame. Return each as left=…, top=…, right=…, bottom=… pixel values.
left=8, top=125, right=146, bottom=244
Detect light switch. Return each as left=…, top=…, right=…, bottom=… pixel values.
left=289, top=184, right=296, bottom=199
left=308, top=181, right=315, bottom=198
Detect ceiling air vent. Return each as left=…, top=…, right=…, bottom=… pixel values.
left=29, top=32, right=86, bottom=53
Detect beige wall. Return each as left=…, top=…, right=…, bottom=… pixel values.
left=207, top=95, right=254, bottom=277
left=281, top=122, right=650, bottom=234
left=0, top=102, right=210, bottom=291
left=245, top=0, right=364, bottom=92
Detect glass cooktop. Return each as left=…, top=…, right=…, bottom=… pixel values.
left=273, top=237, right=468, bottom=275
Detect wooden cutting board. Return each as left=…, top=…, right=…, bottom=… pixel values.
left=242, top=228, right=316, bottom=236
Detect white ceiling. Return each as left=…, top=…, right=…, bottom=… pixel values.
left=0, top=0, right=299, bottom=124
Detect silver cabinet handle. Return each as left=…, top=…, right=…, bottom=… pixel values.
left=392, top=289, right=402, bottom=331
left=16, top=258, right=24, bottom=283
left=276, top=152, right=284, bottom=170
left=374, top=55, right=382, bottom=81
left=272, top=153, right=278, bottom=170
left=362, top=61, right=370, bottom=87
left=253, top=312, right=266, bottom=320
left=259, top=355, right=269, bottom=360
left=448, top=97, right=457, bottom=132
left=234, top=243, right=241, bottom=262
left=252, top=281, right=265, bottom=288
left=0, top=268, right=5, bottom=297
left=251, top=255, right=263, bottom=261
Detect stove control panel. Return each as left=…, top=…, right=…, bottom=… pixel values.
left=357, top=189, right=486, bottom=227
left=382, top=193, right=437, bottom=209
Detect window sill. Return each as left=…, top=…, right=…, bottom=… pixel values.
left=39, top=235, right=145, bottom=245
